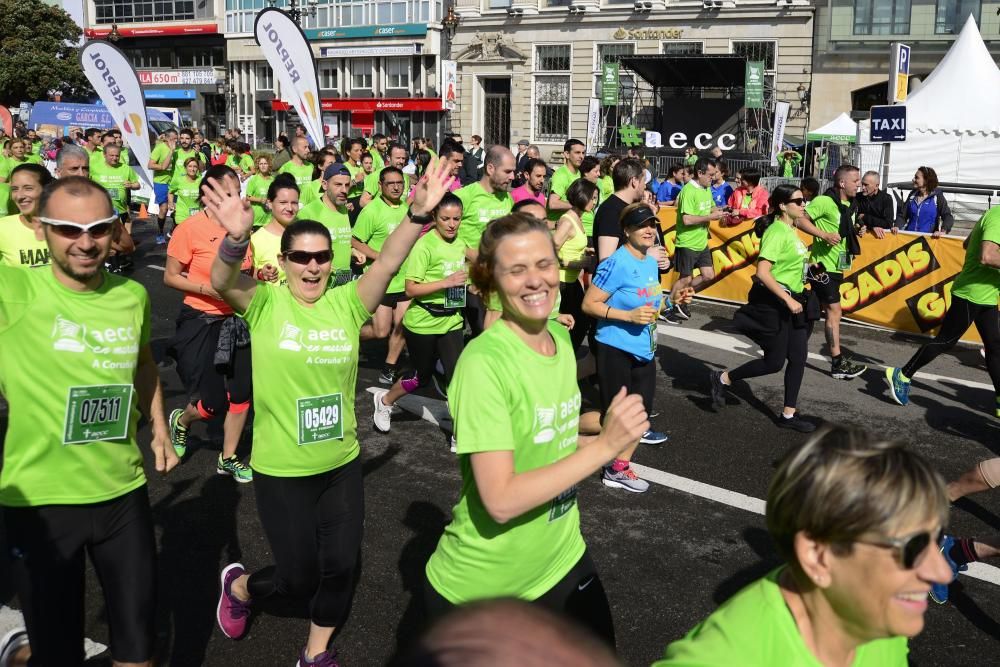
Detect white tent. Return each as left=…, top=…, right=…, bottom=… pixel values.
left=887, top=15, right=1000, bottom=188
left=807, top=112, right=857, bottom=143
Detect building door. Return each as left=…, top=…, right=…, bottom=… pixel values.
left=482, top=78, right=511, bottom=148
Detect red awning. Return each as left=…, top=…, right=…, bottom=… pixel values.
left=84, top=24, right=219, bottom=38
left=271, top=98, right=444, bottom=113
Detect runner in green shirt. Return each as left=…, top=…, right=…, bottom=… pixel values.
left=7, top=138, right=42, bottom=171
left=244, top=154, right=275, bottom=229
left=208, top=156, right=457, bottom=664
left=25, top=129, right=43, bottom=158
left=668, top=157, right=725, bottom=322
left=422, top=212, right=647, bottom=647
left=352, top=166, right=411, bottom=384
left=1, top=175, right=176, bottom=662
left=547, top=139, right=585, bottom=225
left=0, top=164, right=54, bottom=268
left=277, top=136, right=315, bottom=193
left=167, top=157, right=204, bottom=225
left=796, top=164, right=868, bottom=380
left=887, top=204, right=1000, bottom=414
left=342, top=138, right=368, bottom=222
left=172, top=128, right=206, bottom=181
left=369, top=133, right=387, bottom=172
left=710, top=185, right=817, bottom=433
left=148, top=129, right=178, bottom=244
left=90, top=145, right=140, bottom=219
left=298, top=150, right=336, bottom=209
left=372, top=192, right=467, bottom=434
left=360, top=142, right=411, bottom=208
left=250, top=173, right=301, bottom=286
left=296, top=164, right=366, bottom=287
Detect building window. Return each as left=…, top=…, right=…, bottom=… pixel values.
left=488, top=0, right=511, bottom=8
left=935, top=0, right=979, bottom=34
left=352, top=58, right=374, bottom=91
left=318, top=61, right=337, bottom=90
left=176, top=46, right=224, bottom=68
left=854, top=0, right=911, bottom=35
left=129, top=47, right=173, bottom=68
left=661, top=41, right=703, bottom=55
left=257, top=64, right=274, bottom=90
left=385, top=58, right=410, bottom=89
left=93, top=0, right=195, bottom=23
left=533, top=45, right=571, bottom=142
left=731, top=40, right=776, bottom=93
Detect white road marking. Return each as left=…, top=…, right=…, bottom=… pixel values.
left=145, top=264, right=166, bottom=272
left=371, top=384, right=1000, bottom=588
left=656, top=323, right=995, bottom=392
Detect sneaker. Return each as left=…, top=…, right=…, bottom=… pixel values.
left=450, top=435, right=457, bottom=453
left=431, top=372, right=449, bottom=399
left=674, top=303, right=691, bottom=320
left=297, top=647, right=340, bottom=667
left=777, top=414, right=816, bottom=433
left=378, top=367, right=398, bottom=385
left=648, top=410, right=661, bottom=419
left=155, top=234, right=166, bottom=245
left=639, top=430, right=669, bottom=445
left=169, top=408, right=188, bottom=458
left=0, top=628, right=28, bottom=667
left=661, top=311, right=684, bottom=325
left=930, top=534, right=968, bottom=604
left=372, top=388, right=392, bottom=433
left=831, top=356, right=867, bottom=380
left=217, top=563, right=251, bottom=639
left=709, top=370, right=728, bottom=409
left=217, top=455, right=253, bottom=483
left=884, top=367, right=911, bottom=406
left=602, top=465, right=650, bottom=493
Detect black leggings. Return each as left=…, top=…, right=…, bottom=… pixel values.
left=560, top=280, right=592, bottom=353
left=463, top=292, right=487, bottom=338
left=171, top=308, right=253, bottom=417
left=903, top=295, right=1000, bottom=392
left=4, top=486, right=156, bottom=664
left=595, top=340, right=656, bottom=417
left=248, top=458, right=364, bottom=627
left=730, top=315, right=811, bottom=409
left=422, top=550, right=616, bottom=648
left=402, top=327, right=464, bottom=390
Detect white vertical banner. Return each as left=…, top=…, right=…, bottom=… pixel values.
left=255, top=8, right=324, bottom=149
left=770, top=101, right=791, bottom=167
left=442, top=60, right=457, bottom=112
left=585, top=98, right=601, bottom=154
left=78, top=41, right=154, bottom=189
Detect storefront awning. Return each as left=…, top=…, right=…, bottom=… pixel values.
left=620, top=55, right=748, bottom=88
left=271, top=98, right=444, bottom=113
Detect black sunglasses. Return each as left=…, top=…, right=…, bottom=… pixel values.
left=786, top=198, right=805, bottom=206
left=856, top=527, right=944, bottom=569
left=628, top=220, right=659, bottom=230
left=284, top=250, right=332, bottom=265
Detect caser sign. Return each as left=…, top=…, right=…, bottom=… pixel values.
left=664, top=132, right=736, bottom=150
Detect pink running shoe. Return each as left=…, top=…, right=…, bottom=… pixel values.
left=217, top=562, right=251, bottom=639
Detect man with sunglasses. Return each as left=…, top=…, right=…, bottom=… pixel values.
left=296, top=163, right=363, bottom=288
left=352, top=166, right=411, bottom=385
left=0, top=176, right=178, bottom=665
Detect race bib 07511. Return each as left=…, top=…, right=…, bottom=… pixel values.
left=63, top=384, right=134, bottom=445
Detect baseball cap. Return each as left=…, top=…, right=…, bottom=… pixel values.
left=323, top=162, right=351, bottom=180
left=620, top=205, right=659, bottom=229
left=517, top=139, right=530, bottom=146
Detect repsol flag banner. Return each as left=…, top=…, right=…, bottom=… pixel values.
left=79, top=41, right=154, bottom=189
left=255, top=8, right=324, bottom=150
left=656, top=207, right=982, bottom=343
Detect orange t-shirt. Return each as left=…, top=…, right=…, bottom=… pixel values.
left=166, top=211, right=252, bottom=316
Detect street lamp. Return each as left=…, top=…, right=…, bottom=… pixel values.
left=443, top=4, right=460, bottom=41
left=266, top=0, right=318, bottom=25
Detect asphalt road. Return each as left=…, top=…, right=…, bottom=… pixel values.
left=3, top=223, right=1000, bottom=666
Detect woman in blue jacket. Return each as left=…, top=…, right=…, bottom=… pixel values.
left=897, top=166, right=954, bottom=237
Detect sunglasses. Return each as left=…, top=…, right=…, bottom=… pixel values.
left=787, top=198, right=805, bottom=206
left=856, top=527, right=944, bottom=569
left=283, top=249, right=332, bottom=265
left=628, top=220, right=659, bottom=230
left=39, top=215, right=117, bottom=240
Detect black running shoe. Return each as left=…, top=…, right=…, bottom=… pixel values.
left=777, top=414, right=816, bottom=433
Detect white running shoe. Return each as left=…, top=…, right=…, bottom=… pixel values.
left=372, top=389, right=392, bottom=433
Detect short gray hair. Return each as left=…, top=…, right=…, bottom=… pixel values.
left=862, top=170, right=880, bottom=183
left=56, top=143, right=88, bottom=168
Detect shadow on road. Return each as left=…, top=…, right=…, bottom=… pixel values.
left=711, top=526, right=782, bottom=606
left=392, top=501, right=447, bottom=661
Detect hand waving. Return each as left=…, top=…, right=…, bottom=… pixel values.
left=202, top=175, right=254, bottom=242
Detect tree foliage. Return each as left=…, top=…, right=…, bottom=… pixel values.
left=0, top=0, right=93, bottom=105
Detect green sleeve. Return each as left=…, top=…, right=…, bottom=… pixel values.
left=758, top=226, right=786, bottom=265
left=363, top=171, right=380, bottom=197
left=404, top=240, right=431, bottom=282
left=168, top=177, right=180, bottom=195
left=352, top=207, right=375, bottom=242
left=449, top=346, right=516, bottom=453
left=324, top=280, right=374, bottom=330
left=240, top=280, right=273, bottom=326
left=981, top=209, right=1000, bottom=246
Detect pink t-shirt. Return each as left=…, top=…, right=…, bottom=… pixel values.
left=511, top=184, right=546, bottom=206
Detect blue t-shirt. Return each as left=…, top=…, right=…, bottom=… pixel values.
left=712, top=182, right=734, bottom=207
left=656, top=180, right=681, bottom=203
left=593, top=245, right=661, bottom=361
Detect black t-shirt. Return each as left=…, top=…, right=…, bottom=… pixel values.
left=594, top=193, right=629, bottom=261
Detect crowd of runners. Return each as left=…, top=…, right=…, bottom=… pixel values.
left=0, top=126, right=998, bottom=666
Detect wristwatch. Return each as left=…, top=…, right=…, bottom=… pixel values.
left=408, top=211, right=434, bottom=225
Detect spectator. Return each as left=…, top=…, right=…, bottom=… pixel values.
left=656, top=424, right=951, bottom=665
left=777, top=149, right=802, bottom=178
left=514, top=138, right=531, bottom=185
left=598, top=155, right=619, bottom=201
left=726, top=166, right=769, bottom=222
left=656, top=164, right=684, bottom=204
left=683, top=146, right=698, bottom=167
left=897, top=166, right=953, bottom=237
left=799, top=177, right=820, bottom=203
left=857, top=171, right=896, bottom=239
left=446, top=133, right=480, bottom=186
left=469, top=134, right=485, bottom=171
left=711, top=160, right=734, bottom=207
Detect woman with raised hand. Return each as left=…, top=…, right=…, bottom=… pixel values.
left=208, top=157, right=455, bottom=666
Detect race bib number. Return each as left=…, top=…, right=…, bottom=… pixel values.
left=445, top=285, right=467, bottom=309
left=296, top=393, right=343, bottom=445
left=106, top=188, right=120, bottom=201
left=63, top=384, right=134, bottom=445
left=548, top=486, right=578, bottom=523
left=189, top=207, right=200, bottom=216
left=837, top=252, right=852, bottom=272
left=333, top=269, right=353, bottom=286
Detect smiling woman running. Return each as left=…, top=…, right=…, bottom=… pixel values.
left=208, top=158, right=455, bottom=666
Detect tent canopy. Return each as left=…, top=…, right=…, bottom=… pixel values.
left=807, top=112, right=857, bottom=142
left=903, top=15, right=1000, bottom=134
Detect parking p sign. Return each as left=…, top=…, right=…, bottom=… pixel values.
left=870, top=105, right=906, bottom=142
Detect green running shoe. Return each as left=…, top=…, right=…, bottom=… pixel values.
left=217, top=455, right=253, bottom=483
left=168, top=408, right=188, bottom=458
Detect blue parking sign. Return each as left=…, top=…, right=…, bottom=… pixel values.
left=870, top=105, right=906, bottom=142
